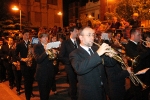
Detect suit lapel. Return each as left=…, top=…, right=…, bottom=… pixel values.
left=78, top=46, right=90, bottom=57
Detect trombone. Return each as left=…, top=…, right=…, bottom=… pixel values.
left=93, top=42, right=148, bottom=90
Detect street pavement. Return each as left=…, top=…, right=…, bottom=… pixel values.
left=0, top=64, right=71, bottom=100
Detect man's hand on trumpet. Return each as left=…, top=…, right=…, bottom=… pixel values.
left=96, top=43, right=117, bottom=57
left=126, top=67, right=133, bottom=74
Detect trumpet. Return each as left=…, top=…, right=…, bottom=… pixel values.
left=93, top=41, right=149, bottom=90
left=141, top=39, right=150, bottom=47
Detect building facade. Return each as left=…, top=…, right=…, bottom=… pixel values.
left=17, top=0, right=63, bottom=28
left=79, top=1, right=100, bottom=20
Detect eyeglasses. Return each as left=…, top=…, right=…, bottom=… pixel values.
left=82, top=34, right=95, bottom=37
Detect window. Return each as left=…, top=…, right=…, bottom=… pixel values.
left=35, top=12, right=41, bottom=22
left=47, top=0, right=57, bottom=5
left=47, top=0, right=52, bottom=4
left=35, top=0, right=40, bottom=2
left=98, top=14, right=99, bottom=19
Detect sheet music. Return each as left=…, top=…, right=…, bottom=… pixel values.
left=46, top=41, right=61, bottom=49
left=134, top=68, right=150, bottom=75
left=101, top=33, right=109, bottom=40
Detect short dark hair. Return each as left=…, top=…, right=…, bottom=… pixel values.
left=130, top=28, right=140, bottom=35
left=142, top=31, right=150, bottom=41
left=69, top=26, right=78, bottom=33
left=78, top=26, right=89, bottom=35
left=22, top=29, right=30, bottom=35
left=38, top=32, right=48, bottom=38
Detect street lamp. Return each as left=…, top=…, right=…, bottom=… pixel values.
left=12, top=5, right=22, bottom=30
left=57, top=11, right=63, bottom=27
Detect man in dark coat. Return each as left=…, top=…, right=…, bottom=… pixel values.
left=125, top=28, right=150, bottom=100
left=15, top=29, right=36, bottom=99
left=69, top=27, right=117, bottom=100
left=0, top=38, right=6, bottom=82
left=2, top=37, right=15, bottom=89
left=33, top=32, right=56, bottom=100
left=59, top=26, right=79, bottom=100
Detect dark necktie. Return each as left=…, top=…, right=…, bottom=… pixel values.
left=74, top=41, right=77, bottom=48
left=89, top=48, right=94, bottom=55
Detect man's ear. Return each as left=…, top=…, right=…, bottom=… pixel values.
left=79, top=35, right=82, bottom=41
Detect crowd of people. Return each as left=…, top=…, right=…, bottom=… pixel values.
left=0, top=14, right=150, bottom=100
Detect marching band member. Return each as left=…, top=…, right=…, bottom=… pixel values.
left=69, top=27, right=117, bottom=100
left=15, top=29, right=36, bottom=99
left=33, top=32, right=56, bottom=100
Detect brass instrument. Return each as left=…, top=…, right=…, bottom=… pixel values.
left=26, top=43, right=34, bottom=67
left=93, top=42, right=148, bottom=90
left=47, top=48, right=58, bottom=65
left=141, top=39, right=150, bottom=47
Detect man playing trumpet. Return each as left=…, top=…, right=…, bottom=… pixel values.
left=69, top=27, right=131, bottom=100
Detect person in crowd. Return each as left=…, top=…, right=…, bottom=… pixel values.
left=140, top=31, right=150, bottom=90
left=110, top=16, right=121, bottom=33
left=101, top=29, right=114, bottom=46
left=125, top=28, right=150, bottom=100
left=102, top=31, right=132, bottom=100
left=69, top=27, right=117, bottom=100
left=59, top=26, right=79, bottom=100
left=15, top=29, right=36, bottom=99
left=119, top=18, right=130, bottom=30
left=33, top=32, right=56, bottom=100
left=0, top=38, right=6, bottom=82
left=129, top=13, right=141, bottom=28
left=2, top=37, right=15, bottom=89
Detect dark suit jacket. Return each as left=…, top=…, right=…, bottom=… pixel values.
left=105, top=63, right=129, bottom=100
left=2, top=44, right=13, bottom=62
left=125, top=40, right=150, bottom=72
left=58, top=38, right=79, bottom=65
left=69, top=46, right=116, bottom=100
left=33, top=43, right=54, bottom=81
left=15, top=40, right=29, bottom=65
left=0, top=45, right=4, bottom=63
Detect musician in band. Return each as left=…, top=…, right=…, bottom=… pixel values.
left=102, top=30, right=132, bottom=100
left=59, top=26, right=79, bottom=100
left=15, top=29, right=36, bottom=99
left=0, top=38, right=6, bottom=82
left=69, top=27, right=117, bottom=100
left=125, top=28, right=150, bottom=100
left=2, top=37, right=15, bottom=89
left=33, top=32, right=56, bottom=100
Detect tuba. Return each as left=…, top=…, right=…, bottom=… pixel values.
left=93, top=42, right=149, bottom=90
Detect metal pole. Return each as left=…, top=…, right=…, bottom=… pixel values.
left=20, top=9, right=22, bottom=30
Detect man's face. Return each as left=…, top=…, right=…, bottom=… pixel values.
left=23, top=32, right=30, bottom=40
left=116, top=34, right=121, bottom=40
left=133, top=30, right=141, bottom=42
left=108, top=33, right=113, bottom=39
left=8, top=38, right=14, bottom=45
left=52, top=37, right=57, bottom=42
left=79, top=27, right=95, bottom=47
left=71, top=28, right=79, bottom=38
left=40, top=36, right=48, bottom=45
left=112, top=17, right=117, bottom=23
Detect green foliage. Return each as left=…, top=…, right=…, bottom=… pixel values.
left=115, top=0, right=150, bottom=20
left=115, top=0, right=133, bottom=20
